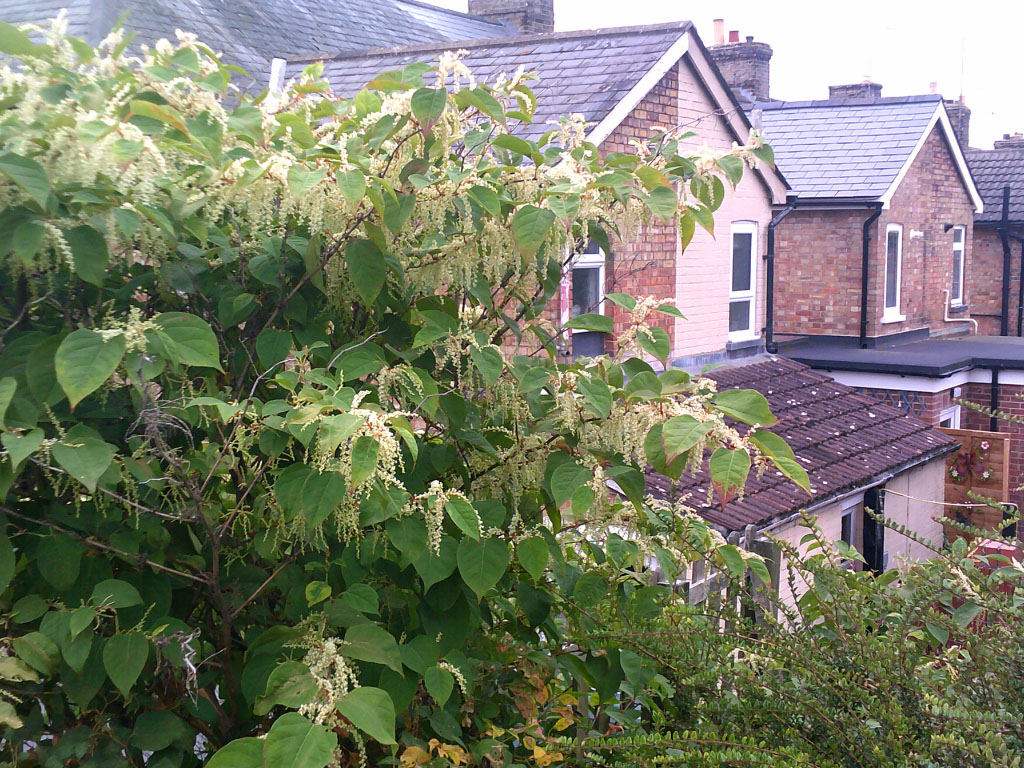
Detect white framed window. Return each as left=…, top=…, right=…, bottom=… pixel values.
left=838, top=494, right=865, bottom=569
left=570, top=239, right=607, bottom=357
left=939, top=405, right=961, bottom=429
left=882, top=224, right=904, bottom=322
left=729, top=221, right=758, bottom=341
left=951, top=225, right=966, bottom=306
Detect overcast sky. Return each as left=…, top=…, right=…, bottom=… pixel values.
left=426, top=0, right=1023, bottom=149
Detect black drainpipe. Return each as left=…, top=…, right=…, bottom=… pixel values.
left=990, top=368, right=1001, bottom=432
left=859, top=204, right=884, bottom=349
left=764, top=203, right=796, bottom=354
left=999, top=185, right=1012, bottom=337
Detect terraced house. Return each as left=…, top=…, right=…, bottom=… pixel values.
left=2, top=0, right=961, bottom=571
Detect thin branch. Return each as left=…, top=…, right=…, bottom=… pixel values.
left=0, top=505, right=209, bottom=584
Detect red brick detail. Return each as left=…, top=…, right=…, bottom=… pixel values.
left=969, top=225, right=1024, bottom=336
left=598, top=67, right=680, bottom=354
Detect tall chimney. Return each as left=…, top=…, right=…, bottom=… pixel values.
left=994, top=133, right=1024, bottom=151
left=944, top=98, right=971, bottom=149
left=467, top=0, right=554, bottom=33
left=828, top=80, right=883, bottom=100
left=713, top=18, right=724, bottom=45
left=708, top=30, right=773, bottom=105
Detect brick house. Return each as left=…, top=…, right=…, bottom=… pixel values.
left=965, top=135, right=1024, bottom=336
left=710, top=28, right=1024, bottom=516
left=282, top=17, right=789, bottom=365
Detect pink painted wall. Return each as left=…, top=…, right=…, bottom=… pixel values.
left=672, top=58, right=774, bottom=359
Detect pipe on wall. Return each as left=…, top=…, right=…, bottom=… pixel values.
left=859, top=204, right=884, bottom=349
left=999, top=185, right=1012, bottom=337
left=990, top=368, right=1000, bottom=432
left=764, top=203, right=796, bottom=354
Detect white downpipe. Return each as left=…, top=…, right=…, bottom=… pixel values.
left=943, top=289, right=978, bottom=334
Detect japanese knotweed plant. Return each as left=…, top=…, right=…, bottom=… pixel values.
left=0, top=16, right=806, bottom=768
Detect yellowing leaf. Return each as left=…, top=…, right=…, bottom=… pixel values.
left=399, top=746, right=431, bottom=767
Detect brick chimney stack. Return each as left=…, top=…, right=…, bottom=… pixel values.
left=944, top=98, right=971, bottom=149
left=828, top=80, right=883, bottom=100
left=467, top=0, right=554, bottom=33
left=994, top=133, right=1024, bottom=151
left=708, top=26, right=773, bottom=104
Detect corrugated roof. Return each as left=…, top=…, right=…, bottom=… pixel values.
left=646, top=357, right=956, bottom=531
left=749, top=95, right=942, bottom=201
left=2, top=0, right=512, bottom=91
left=966, top=147, right=1024, bottom=225
left=285, top=23, right=691, bottom=143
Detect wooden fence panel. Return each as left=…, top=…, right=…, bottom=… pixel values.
left=938, top=427, right=1010, bottom=537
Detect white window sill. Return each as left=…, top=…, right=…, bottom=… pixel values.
left=728, top=332, right=759, bottom=344
left=950, top=300, right=963, bottom=308
left=880, top=312, right=906, bottom=324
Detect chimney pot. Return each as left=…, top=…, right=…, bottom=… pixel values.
left=708, top=30, right=773, bottom=104
left=943, top=98, right=971, bottom=149
left=828, top=81, right=883, bottom=100
left=929, top=81, right=937, bottom=94
left=467, top=0, right=554, bottom=34
left=713, top=18, right=724, bottom=45
left=994, top=133, right=1024, bottom=151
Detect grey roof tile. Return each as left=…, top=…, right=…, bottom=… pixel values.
left=288, top=24, right=690, bottom=143
left=966, top=147, right=1024, bottom=224
left=748, top=95, right=942, bottom=201
left=646, top=357, right=956, bottom=531
left=3, top=0, right=513, bottom=91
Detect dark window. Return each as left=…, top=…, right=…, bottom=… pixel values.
left=841, top=511, right=853, bottom=546
left=731, top=232, right=753, bottom=292
left=885, top=228, right=901, bottom=311
left=571, top=266, right=602, bottom=318
left=729, top=299, right=752, bottom=333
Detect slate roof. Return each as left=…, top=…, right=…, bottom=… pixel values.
left=285, top=23, right=691, bottom=143
left=2, top=0, right=512, bottom=91
left=966, top=147, right=1024, bottom=225
left=749, top=95, right=943, bottom=201
left=646, top=357, right=956, bottom=532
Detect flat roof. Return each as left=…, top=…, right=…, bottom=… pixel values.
left=782, top=335, right=1024, bottom=377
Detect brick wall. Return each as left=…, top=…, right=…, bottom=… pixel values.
left=775, top=209, right=864, bottom=336
left=598, top=66, right=681, bottom=356
left=969, top=224, right=1024, bottom=336
left=774, top=126, right=976, bottom=340
left=874, top=128, right=976, bottom=338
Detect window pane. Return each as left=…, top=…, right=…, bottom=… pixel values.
left=572, top=330, right=606, bottom=358
left=582, top=238, right=601, bottom=255
left=953, top=227, right=963, bottom=244
left=729, top=299, right=751, bottom=333
left=841, top=512, right=853, bottom=546
left=885, top=231, right=900, bottom=309
left=731, top=232, right=753, bottom=292
left=572, top=266, right=601, bottom=317
left=952, top=252, right=963, bottom=301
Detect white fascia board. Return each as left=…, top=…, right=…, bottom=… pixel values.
left=586, top=31, right=692, bottom=147
left=825, top=367, right=1024, bottom=393
left=878, top=104, right=984, bottom=213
